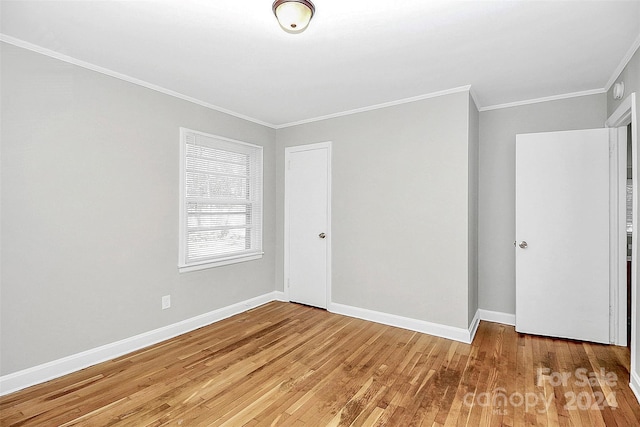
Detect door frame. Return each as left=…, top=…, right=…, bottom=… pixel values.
left=610, top=124, right=629, bottom=346
left=606, top=93, right=637, bottom=362
left=283, top=141, right=332, bottom=307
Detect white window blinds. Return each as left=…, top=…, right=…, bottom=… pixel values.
left=179, top=128, right=263, bottom=271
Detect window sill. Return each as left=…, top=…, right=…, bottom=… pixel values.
left=178, top=253, right=264, bottom=273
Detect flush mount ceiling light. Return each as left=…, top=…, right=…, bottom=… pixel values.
left=272, top=0, right=315, bottom=33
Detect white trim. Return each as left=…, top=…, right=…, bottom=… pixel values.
left=469, top=86, right=481, bottom=111
left=631, top=371, right=640, bottom=404
left=275, top=86, right=473, bottom=129
left=283, top=141, right=332, bottom=308
left=468, top=310, right=481, bottom=342
left=611, top=126, right=628, bottom=346
left=631, top=93, right=638, bottom=401
left=329, top=302, right=477, bottom=344
left=0, top=35, right=473, bottom=130
left=612, top=127, right=631, bottom=347
left=0, top=292, right=281, bottom=396
left=479, top=88, right=607, bottom=112
left=606, top=95, right=633, bottom=128
left=326, top=144, right=332, bottom=310
left=605, top=33, right=640, bottom=91
left=606, top=93, right=638, bottom=404
left=178, top=253, right=264, bottom=273
left=3, top=31, right=637, bottom=130
left=478, top=309, right=516, bottom=326
left=179, top=128, right=265, bottom=150
left=0, top=34, right=276, bottom=129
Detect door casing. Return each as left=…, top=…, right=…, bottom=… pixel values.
left=606, top=93, right=638, bottom=382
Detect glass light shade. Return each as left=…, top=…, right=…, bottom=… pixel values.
left=273, top=0, right=314, bottom=33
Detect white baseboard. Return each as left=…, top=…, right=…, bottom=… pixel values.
left=478, top=309, right=516, bottom=326
left=0, top=295, right=516, bottom=397
left=329, top=303, right=478, bottom=344
left=469, top=310, right=480, bottom=342
left=631, top=371, right=640, bottom=405
left=0, top=291, right=282, bottom=397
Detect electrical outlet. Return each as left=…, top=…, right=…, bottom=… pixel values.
left=162, top=295, right=171, bottom=310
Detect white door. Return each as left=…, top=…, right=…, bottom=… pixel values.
left=515, top=129, right=610, bottom=344
left=285, top=142, right=331, bottom=309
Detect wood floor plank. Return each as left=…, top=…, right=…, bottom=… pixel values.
left=1, top=302, right=639, bottom=426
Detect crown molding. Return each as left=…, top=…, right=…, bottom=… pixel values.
left=275, top=85, right=474, bottom=129
left=4, top=31, right=634, bottom=126
left=469, top=86, right=481, bottom=111
left=1, top=35, right=473, bottom=128
left=0, top=34, right=277, bottom=129
left=605, top=32, right=640, bottom=92
left=479, top=88, right=607, bottom=112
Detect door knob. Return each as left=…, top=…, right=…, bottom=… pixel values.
left=519, top=241, right=528, bottom=249
left=319, top=233, right=326, bottom=239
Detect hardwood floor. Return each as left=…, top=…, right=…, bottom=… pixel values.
left=1, top=301, right=639, bottom=426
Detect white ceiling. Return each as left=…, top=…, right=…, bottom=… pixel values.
left=1, top=0, right=639, bottom=127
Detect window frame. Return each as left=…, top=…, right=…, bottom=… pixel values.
left=178, top=128, right=263, bottom=273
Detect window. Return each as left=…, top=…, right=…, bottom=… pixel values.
left=179, top=128, right=263, bottom=272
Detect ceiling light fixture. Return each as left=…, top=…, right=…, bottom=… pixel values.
left=272, top=0, right=315, bottom=34
left=613, top=82, right=625, bottom=100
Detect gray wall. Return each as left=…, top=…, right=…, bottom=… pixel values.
left=478, top=94, right=607, bottom=315
left=276, top=91, right=476, bottom=330
left=0, top=38, right=621, bottom=378
left=0, top=43, right=276, bottom=375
